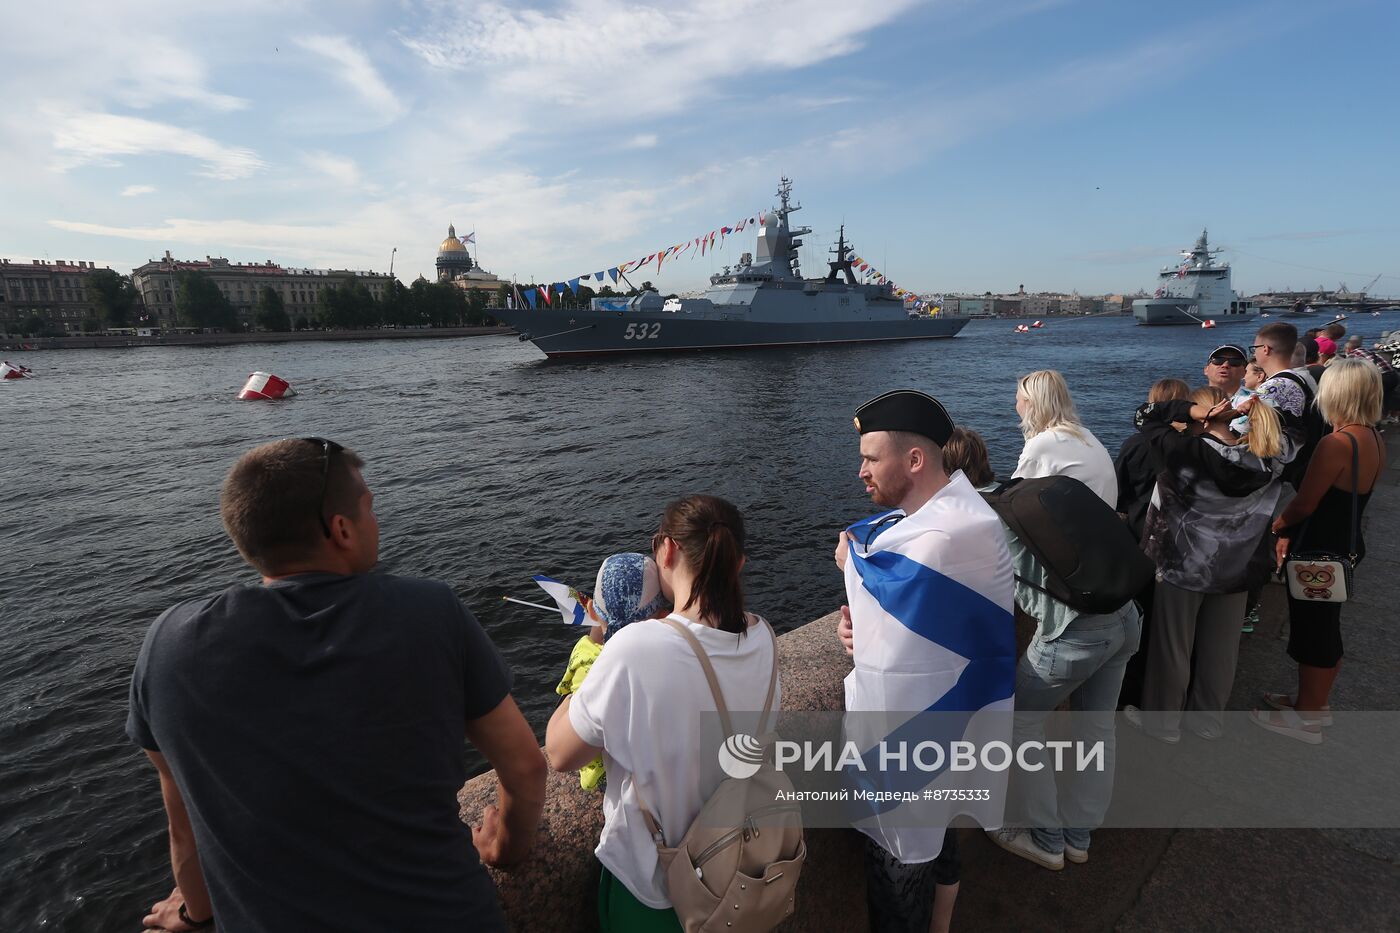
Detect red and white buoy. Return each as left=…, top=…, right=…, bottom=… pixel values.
left=1201, top=319, right=1217, bottom=329
left=237, top=371, right=295, bottom=400
left=1, top=360, right=33, bottom=379
left=1031, top=320, right=1044, bottom=329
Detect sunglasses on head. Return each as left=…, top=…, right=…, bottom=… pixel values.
left=1209, top=355, right=1246, bottom=367
left=300, top=436, right=344, bottom=537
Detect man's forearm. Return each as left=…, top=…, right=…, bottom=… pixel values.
left=168, top=824, right=212, bottom=919
left=495, top=753, right=547, bottom=864
left=148, top=751, right=212, bottom=921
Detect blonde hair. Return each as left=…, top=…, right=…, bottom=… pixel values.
left=1190, top=385, right=1227, bottom=407
left=1017, top=370, right=1086, bottom=440
left=1317, top=357, right=1384, bottom=427
left=1244, top=398, right=1283, bottom=459
left=1148, top=378, right=1191, bottom=404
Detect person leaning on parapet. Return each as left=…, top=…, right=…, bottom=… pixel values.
left=127, top=438, right=546, bottom=933
left=834, top=391, right=1015, bottom=933
left=1202, top=344, right=1248, bottom=396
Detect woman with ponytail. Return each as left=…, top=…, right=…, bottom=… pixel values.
left=545, top=495, right=779, bottom=931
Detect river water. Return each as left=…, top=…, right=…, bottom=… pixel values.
left=2, top=313, right=1391, bottom=929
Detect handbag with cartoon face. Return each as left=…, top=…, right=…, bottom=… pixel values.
left=1284, top=434, right=1359, bottom=605
left=1285, top=557, right=1352, bottom=603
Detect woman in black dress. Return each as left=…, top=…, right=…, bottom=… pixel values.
left=1252, top=359, right=1388, bottom=744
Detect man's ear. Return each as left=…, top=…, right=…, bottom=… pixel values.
left=907, top=444, right=925, bottom=473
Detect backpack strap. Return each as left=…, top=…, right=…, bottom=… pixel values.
left=635, top=616, right=780, bottom=849
left=662, top=617, right=736, bottom=736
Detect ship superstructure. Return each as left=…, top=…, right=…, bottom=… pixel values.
left=1132, top=230, right=1256, bottom=326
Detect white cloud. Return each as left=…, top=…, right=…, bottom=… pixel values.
left=121, top=184, right=157, bottom=197
left=294, top=35, right=406, bottom=121
left=45, top=170, right=664, bottom=280
left=398, top=0, right=921, bottom=124
left=49, top=111, right=264, bottom=180
left=301, top=151, right=362, bottom=186
left=625, top=133, right=659, bottom=149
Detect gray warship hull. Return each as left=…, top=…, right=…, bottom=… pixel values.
left=1133, top=298, right=1256, bottom=326
left=493, top=305, right=968, bottom=358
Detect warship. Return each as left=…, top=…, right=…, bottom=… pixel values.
left=494, top=178, right=968, bottom=358
left=1133, top=230, right=1256, bottom=326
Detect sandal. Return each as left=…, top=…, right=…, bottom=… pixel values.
left=1249, top=708, right=1323, bottom=745
left=1262, top=692, right=1333, bottom=727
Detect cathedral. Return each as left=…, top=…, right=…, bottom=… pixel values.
left=435, top=224, right=474, bottom=282
left=434, top=224, right=504, bottom=298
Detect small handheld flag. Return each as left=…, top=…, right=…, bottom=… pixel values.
left=532, top=575, right=592, bottom=626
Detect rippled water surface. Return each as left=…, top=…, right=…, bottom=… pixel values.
left=3, top=315, right=1390, bottom=929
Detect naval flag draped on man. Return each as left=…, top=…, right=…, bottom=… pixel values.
left=842, top=390, right=1017, bottom=864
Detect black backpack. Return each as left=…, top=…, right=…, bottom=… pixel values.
left=1271, top=369, right=1328, bottom=488
left=984, top=475, right=1155, bottom=615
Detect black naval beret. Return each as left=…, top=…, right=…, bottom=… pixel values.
left=853, top=389, right=954, bottom=446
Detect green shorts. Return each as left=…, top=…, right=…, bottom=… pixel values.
left=597, top=864, right=682, bottom=933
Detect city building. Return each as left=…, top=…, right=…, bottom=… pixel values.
left=1022, top=296, right=1061, bottom=315
left=131, top=252, right=394, bottom=329
left=435, top=224, right=505, bottom=298
left=0, top=258, right=108, bottom=334
left=1059, top=296, right=1104, bottom=315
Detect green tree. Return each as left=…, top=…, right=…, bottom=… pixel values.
left=380, top=279, right=412, bottom=327
left=319, top=282, right=379, bottom=329
left=466, top=288, right=488, bottom=324
left=22, top=314, right=47, bottom=336
left=175, top=271, right=237, bottom=331
left=495, top=284, right=511, bottom=307
left=86, top=269, right=139, bottom=326
left=255, top=286, right=291, bottom=332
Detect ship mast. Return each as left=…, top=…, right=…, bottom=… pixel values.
left=775, top=176, right=812, bottom=280
left=827, top=224, right=858, bottom=285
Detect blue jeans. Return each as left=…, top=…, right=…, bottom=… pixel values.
left=1009, top=605, right=1142, bottom=854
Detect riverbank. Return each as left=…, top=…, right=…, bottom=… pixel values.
left=445, top=427, right=1400, bottom=933
left=1, top=325, right=512, bottom=351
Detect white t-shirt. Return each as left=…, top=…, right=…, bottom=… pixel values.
left=1013, top=426, right=1118, bottom=506
left=569, top=612, right=779, bottom=908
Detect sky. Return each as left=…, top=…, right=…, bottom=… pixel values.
left=2, top=0, right=1397, bottom=297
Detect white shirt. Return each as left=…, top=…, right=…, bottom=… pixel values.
left=1014, top=426, right=1118, bottom=506
left=570, top=613, right=780, bottom=908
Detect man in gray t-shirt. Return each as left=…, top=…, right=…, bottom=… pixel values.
left=127, top=439, right=545, bottom=932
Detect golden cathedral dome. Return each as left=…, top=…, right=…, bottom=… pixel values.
left=439, top=224, right=467, bottom=253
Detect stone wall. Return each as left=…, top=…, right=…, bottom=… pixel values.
left=456, top=610, right=872, bottom=933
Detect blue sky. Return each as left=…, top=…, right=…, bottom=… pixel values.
left=2, top=0, right=1397, bottom=297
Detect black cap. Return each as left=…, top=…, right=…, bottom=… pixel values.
left=1207, top=344, right=1247, bottom=361
left=853, top=389, right=954, bottom=446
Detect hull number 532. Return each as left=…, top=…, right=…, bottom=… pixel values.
left=624, top=323, right=661, bottom=340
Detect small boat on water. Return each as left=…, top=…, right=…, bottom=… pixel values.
left=2, top=361, right=33, bottom=379
left=1133, top=230, right=1256, bottom=326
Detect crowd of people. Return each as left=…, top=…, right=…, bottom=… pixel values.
left=126, top=319, right=1390, bottom=933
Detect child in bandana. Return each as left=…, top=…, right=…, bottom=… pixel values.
left=554, top=552, right=670, bottom=790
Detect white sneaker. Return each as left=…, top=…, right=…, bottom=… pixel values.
left=1064, top=843, right=1089, bottom=864
left=987, top=829, right=1064, bottom=870
left=1123, top=705, right=1181, bottom=744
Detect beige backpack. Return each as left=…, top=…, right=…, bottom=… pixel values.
left=634, top=617, right=807, bottom=933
